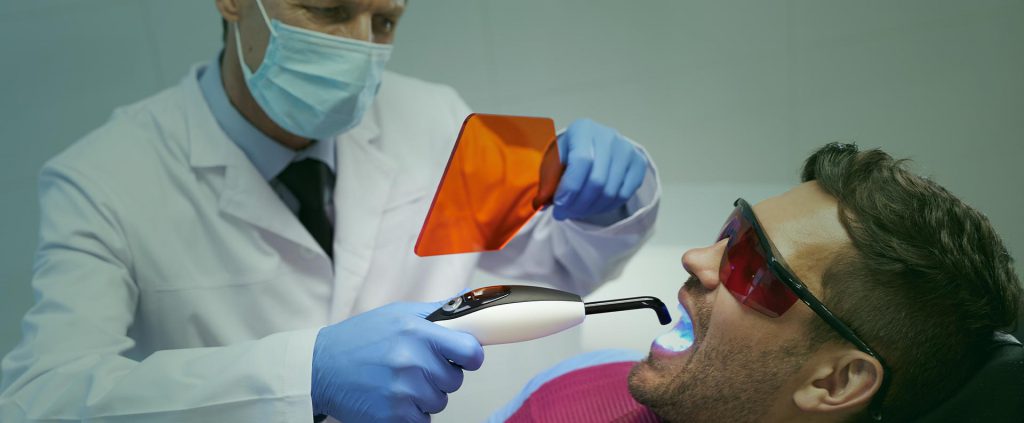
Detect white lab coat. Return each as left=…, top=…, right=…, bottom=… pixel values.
left=0, top=63, right=660, bottom=422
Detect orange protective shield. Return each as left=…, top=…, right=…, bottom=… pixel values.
left=415, top=113, right=563, bottom=257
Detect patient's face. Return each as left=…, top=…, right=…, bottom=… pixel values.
left=628, top=182, right=850, bottom=423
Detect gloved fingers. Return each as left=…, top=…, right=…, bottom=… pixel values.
left=427, top=357, right=466, bottom=393
left=587, top=136, right=635, bottom=214
left=569, top=169, right=609, bottom=218
left=397, top=399, right=431, bottom=423
left=565, top=135, right=612, bottom=218
left=618, top=149, right=647, bottom=200
left=311, top=301, right=476, bottom=423
left=423, top=322, right=485, bottom=371
left=394, top=361, right=456, bottom=418
left=552, top=133, right=593, bottom=220
left=413, top=385, right=449, bottom=415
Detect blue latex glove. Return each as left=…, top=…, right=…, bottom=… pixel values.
left=553, top=119, right=649, bottom=221
left=311, top=300, right=485, bottom=422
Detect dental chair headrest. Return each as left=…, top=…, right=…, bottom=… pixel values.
left=916, top=332, right=1024, bottom=422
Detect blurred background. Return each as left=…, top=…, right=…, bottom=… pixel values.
left=1, top=0, right=1021, bottom=421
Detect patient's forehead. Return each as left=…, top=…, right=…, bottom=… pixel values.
left=752, top=181, right=850, bottom=292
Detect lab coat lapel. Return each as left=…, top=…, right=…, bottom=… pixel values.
left=217, top=157, right=328, bottom=257
left=330, top=109, right=397, bottom=318
left=183, top=66, right=329, bottom=259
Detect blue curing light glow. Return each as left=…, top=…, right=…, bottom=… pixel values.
left=653, top=305, right=694, bottom=352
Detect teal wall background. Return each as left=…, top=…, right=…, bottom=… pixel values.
left=1, top=1, right=1021, bottom=421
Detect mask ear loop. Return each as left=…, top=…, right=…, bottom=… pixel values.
left=233, top=0, right=276, bottom=75
left=252, top=0, right=275, bottom=36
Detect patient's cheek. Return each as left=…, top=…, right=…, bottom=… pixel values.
left=716, top=305, right=792, bottom=347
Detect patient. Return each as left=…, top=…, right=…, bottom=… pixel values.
left=489, top=143, right=1022, bottom=422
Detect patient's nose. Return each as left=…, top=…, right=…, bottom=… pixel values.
left=682, top=239, right=729, bottom=291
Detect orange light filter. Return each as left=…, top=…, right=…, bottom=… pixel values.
left=415, top=113, right=563, bottom=256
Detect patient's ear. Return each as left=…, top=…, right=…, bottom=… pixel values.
left=793, top=349, right=883, bottom=413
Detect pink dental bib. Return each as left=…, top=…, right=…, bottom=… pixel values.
left=506, top=361, right=662, bottom=423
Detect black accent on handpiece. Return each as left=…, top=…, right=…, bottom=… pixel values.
left=584, top=296, right=672, bottom=325
left=425, top=285, right=582, bottom=322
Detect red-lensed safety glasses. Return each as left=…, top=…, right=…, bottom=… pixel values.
left=718, top=198, right=890, bottom=420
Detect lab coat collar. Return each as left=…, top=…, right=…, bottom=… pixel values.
left=197, top=56, right=338, bottom=179
left=184, top=60, right=383, bottom=170
left=181, top=61, right=394, bottom=276
left=179, top=63, right=322, bottom=256
left=185, top=62, right=232, bottom=170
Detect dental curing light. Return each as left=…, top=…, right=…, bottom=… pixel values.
left=426, top=285, right=671, bottom=345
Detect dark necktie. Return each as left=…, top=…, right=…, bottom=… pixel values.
left=276, top=158, right=335, bottom=258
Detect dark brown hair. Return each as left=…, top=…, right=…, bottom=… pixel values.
left=801, top=142, right=1022, bottom=421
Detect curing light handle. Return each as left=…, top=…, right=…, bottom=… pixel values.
left=584, top=296, right=672, bottom=325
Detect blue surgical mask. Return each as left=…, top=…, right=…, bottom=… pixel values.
left=234, top=0, right=392, bottom=140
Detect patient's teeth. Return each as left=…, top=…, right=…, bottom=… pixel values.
left=653, top=305, right=693, bottom=353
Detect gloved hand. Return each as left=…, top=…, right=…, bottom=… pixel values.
left=552, top=119, right=649, bottom=221
left=311, top=300, right=485, bottom=422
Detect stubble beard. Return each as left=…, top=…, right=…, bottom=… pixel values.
left=628, top=277, right=811, bottom=423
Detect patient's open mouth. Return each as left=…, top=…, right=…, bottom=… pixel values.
left=651, top=303, right=695, bottom=354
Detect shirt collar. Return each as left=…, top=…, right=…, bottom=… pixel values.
left=197, top=54, right=336, bottom=181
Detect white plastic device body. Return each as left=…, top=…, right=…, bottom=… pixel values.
left=432, top=300, right=585, bottom=346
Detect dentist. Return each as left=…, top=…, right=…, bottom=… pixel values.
left=0, top=0, right=660, bottom=421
